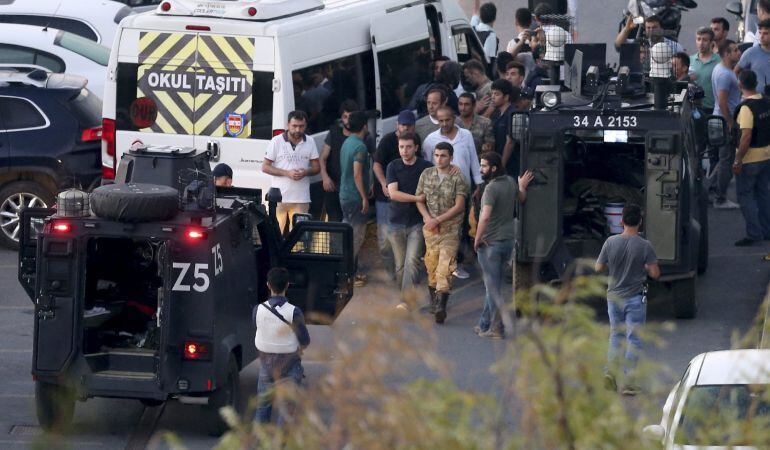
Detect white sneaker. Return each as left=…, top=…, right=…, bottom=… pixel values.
left=714, top=199, right=740, bottom=209
left=452, top=265, right=470, bottom=279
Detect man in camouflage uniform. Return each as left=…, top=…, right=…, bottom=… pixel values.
left=457, top=92, right=495, bottom=159
left=415, top=141, right=469, bottom=324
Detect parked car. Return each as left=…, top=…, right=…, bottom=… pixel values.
left=0, top=24, right=109, bottom=98
left=0, top=70, right=102, bottom=249
left=644, top=349, right=770, bottom=449
left=0, top=0, right=133, bottom=45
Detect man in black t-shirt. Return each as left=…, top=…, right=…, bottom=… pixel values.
left=385, top=131, right=432, bottom=307
left=489, top=79, right=520, bottom=176
left=373, top=110, right=421, bottom=273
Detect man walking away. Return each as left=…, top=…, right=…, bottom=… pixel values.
left=471, top=0, right=499, bottom=76
left=254, top=267, right=310, bottom=424
left=262, top=110, right=320, bottom=235
left=595, top=205, right=660, bottom=395
left=387, top=132, right=433, bottom=309
left=733, top=70, right=770, bottom=246
left=416, top=142, right=469, bottom=323
left=339, top=112, right=371, bottom=287
left=712, top=40, right=743, bottom=209
left=474, top=152, right=533, bottom=339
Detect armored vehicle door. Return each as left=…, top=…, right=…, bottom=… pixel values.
left=645, top=132, right=681, bottom=262
left=278, top=221, right=354, bottom=324
left=17, top=208, right=54, bottom=301
left=518, top=116, right=563, bottom=261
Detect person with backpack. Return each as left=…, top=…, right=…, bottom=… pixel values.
left=472, top=0, right=499, bottom=77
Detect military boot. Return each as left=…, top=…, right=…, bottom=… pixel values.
left=435, top=292, right=449, bottom=324
left=420, top=287, right=437, bottom=314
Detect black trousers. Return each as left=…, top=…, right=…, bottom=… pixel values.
left=309, top=181, right=343, bottom=222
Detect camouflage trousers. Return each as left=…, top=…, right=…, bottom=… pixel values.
left=423, top=225, right=460, bottom=294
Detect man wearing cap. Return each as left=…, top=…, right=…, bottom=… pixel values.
left=373, top=111, right=422, bottom=275
left=212, top=163, right=233, bottom=187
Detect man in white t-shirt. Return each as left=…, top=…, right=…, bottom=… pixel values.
left=262, top=110, right=320, bottom=234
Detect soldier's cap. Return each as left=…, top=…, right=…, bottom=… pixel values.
left=397, top=110, right=416, bottom=125
left=212, top=163, right=233, bottom=179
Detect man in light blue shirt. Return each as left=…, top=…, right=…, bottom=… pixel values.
left=712, top=40, right=743, bottom=209
left=471, top=0, right=498, bottom=62
left=736, top=19, right=770, bottom=94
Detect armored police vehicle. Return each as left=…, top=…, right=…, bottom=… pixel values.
left=17, top=146, right=354, bottom=434
left=514, top=42, right=727, bottom=319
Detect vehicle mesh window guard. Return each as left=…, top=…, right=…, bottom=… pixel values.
left=291, top=230, right=343, bottom=256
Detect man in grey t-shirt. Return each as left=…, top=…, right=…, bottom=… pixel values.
left=595, top=204, right=660, bottom=395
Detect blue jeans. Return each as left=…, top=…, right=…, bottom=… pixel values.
left=736, top=159, right=770, bottom=240
left=342, top=200, right=368, bottom=271
left=607, top=294, right=646, bottom=376
left=477, top=240, right=514, bottom=333
left=388, top=223, right=424, bottom=299
left=255, top=360, right=304, bottom=424
left=376, top=201, right=394, bottom=270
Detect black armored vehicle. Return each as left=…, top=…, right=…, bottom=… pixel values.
left=17, top=146, right=354, bottom=434
left=514, top=42, right=727, bottom=318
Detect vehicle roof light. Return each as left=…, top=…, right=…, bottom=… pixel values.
left=186, top=25, right=211, bottom=31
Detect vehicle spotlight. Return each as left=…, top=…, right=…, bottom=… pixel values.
left=542, top=91, right=560, bottom=108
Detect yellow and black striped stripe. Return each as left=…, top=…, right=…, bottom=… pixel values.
left=136, top=32, right=255, bottom=137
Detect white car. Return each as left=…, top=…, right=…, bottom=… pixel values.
left=644, top=349, right=770, bottom=449
left=0, top=24, right=108, bottom=98
left=0, top=0, right=133, bottom=45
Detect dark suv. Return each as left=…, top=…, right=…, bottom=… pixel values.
left=0, top=70, right=102, bottom=249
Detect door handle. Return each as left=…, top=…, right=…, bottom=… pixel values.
left=207, top=141, right=220, bottom=162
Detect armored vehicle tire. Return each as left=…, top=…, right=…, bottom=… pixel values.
left=90, top=183, right=178, bottom=223
left=205, top=355, right=240, bottom=437
left=0, top=181, right=55, bottom=250
left=672, top=277, right=698, bottom=319
left=35, top=381, right=75, bottom=433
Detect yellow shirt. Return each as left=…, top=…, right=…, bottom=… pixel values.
left=736, top=94, right=770, bottom=164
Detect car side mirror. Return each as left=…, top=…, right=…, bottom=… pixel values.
left=642, top=424, right=665, bottom=442
left=707, top=115, right=728, bottom=148
left=726, top=1, right=743, bottom=18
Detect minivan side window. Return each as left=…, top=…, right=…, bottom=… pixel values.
left=0, top=15, right=99, bottom=42
left=453, top=27, right=486, bottom=64
left=0, top=44, right=66, bottom=73
left=0, top=97, right=48, bottom=130
left=376, top=39, right=432, bottom=119
left=291, top=51, right=376, bottom=135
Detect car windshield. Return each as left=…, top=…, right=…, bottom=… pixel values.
left=53, top=31, right=109, bottom=66
left=675, top=385, right=770, bottom=446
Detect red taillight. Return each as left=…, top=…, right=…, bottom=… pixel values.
left=272, top=129, right=284, bottom=137
left=247, top=7, right=257, bottom=16
left=186, top=25, right=211, bottom=31
left=101, top=118, right=116, bottom=180
left=183, top=341, right=211, bottom=360
left=186, top=228, right=206, bottom=240
left=81, top=126, right=102, bottom=142
left=52, top=222, right=71, bottom=233
left=160, top=1, right=171, bottom=12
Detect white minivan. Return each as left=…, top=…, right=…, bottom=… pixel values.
left=101, top=0, right=487, bottom=192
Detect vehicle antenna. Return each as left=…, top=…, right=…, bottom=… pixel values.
left=43, top=2, right=63, bottom=32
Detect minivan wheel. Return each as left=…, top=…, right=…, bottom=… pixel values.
left=0, top=181, right=54, bottom=250
left=35, top=381, right=75, bottom=433
left=204, top=355, right=240, bottom=437
left=672, top=277, right=698, bottom=319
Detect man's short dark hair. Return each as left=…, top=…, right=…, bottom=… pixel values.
left=739, top=69, right=758, bottom=90
left=480, top=2, right=496, bottom=24
left=711, top=17, right=729, bottom=32
left=506, top=61, right=526, bottom=77
left=718, top=39, right=736, bottom=57
left=533, top=3, right=553, bottom=18
left=459, top=92, right=476, bottom=105
left=339, top=99, right=359, bottom=116
left=287, top=110, right=308, bottom=123
left=759, top=18, right=770, bottom=31
left=267, top=267, right=290, bottom=293
left=426, top=87, right=447, bottom=103
left=673, top=52, right=690, bottom=68
left=434, top=141, right=454, bottom=156
left=645, top=15, right=662, bottom=26
left=480, top=151, right=504, bottom=178
left=622, top=204, right=643, bottom=227
left=496, top=51, right=514, bottom=73
left=491, top=78, right=514, bottom=98
left=760, top=0, right=770, bottom=13
left=398, top=131, right=420, bottom=147
left=515, top=8, right=532, bottom=28
left=464, top=59, right=486, bottom=74
left=347, top=111, right=367, bottom=133
left=696, top=27, right=715, bottom=41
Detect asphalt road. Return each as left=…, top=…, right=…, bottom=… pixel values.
left=0, top=2, right=766, bottom=449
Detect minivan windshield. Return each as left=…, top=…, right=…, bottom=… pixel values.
left=54, top=30, right=109, bottom=66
